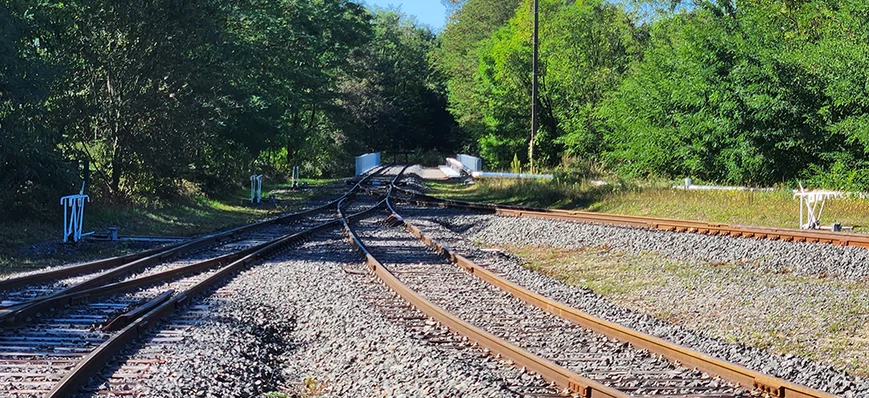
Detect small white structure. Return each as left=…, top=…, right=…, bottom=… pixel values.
left=355, top=152, right=381, bottom=177
left=292, top=165, right=300, bottom=188
left=678, top=179, right=774, bottom=192
left=456, top=154, right=482, bottom=172
left=470, top=171, right=554, bottom=179
left=794, top=185, right=843, bottom=230
left=61, top=187, right=90, bottom=243
left=438, top=164, right=463, bottom=178
left=250, top=174, right=263, bottom=204
left=446, top=158, right=471, bottom=176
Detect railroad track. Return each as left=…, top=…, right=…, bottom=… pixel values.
left=390, top=185, right=869, bottom=248
left=0, top=166, right=392, bottom=397
left=0, top=195, right=352, bottom=328
left=80, top=167, right=409, bottom=396
left=337, top=167, right=837, bottom=398
left=0, top=164, right=845, bottom=396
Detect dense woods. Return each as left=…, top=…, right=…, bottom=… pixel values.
left=5, top=0, right=869, bottom=219
left=1, top=0, right=459, bottom=217
left=440, top=0, right=869, bottom=188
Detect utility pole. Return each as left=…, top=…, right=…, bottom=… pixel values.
left=530, top=0, right=539, bottom=174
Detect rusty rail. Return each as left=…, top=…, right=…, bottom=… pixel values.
left=336, top=167, right=628, bottom=397
left=46, top=219, right=339, bottom=397
left=340, top=204, right=627, bottom=396
left=386, top=185, right=838, bottom=398
left=0, top=244, right=184, bottom=292
left=0, top=220, right=328, bottom=326
left=392, top=186, right=869, bottom=248
left=44, top=165, right=393, bottom=397
left=0, top=169, right=393, bottom=295
left=0, top=168, right=392, bottom=326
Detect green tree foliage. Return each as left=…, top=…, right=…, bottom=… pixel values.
left=340, top=9, right=459, bottom=157
left=0, top=2, right=72, bottom=217
left=222, top=0, right=371, bottom=179
left=440, top=0, right=869, bottom=188
left=434, top=0, right=522, bottom=147
left=1, top=0, right=456, bottom=213
left=457, top=0, right=641, bottom=168
left=600, top=0, right=868, bottom=184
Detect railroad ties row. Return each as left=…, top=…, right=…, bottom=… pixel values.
left=337, top=167, right=836, bottom=398
left=390, top=185, right=869, bottom=249
left=0, top=164, right=845, bottom=396
left=0, top=165, right=393, bottom=396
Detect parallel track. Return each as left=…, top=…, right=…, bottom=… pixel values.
left=337, top=167, right=837, bottom=398
left=391, top=186, right=869, bottom=248
left=0, top=164, right=844, bottom=397
left=0, top=194, right=355, bottom=327
left=0, top=166, right=391, bottom=397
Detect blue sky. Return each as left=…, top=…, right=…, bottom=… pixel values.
left=363, top=0, right=448, bottom=31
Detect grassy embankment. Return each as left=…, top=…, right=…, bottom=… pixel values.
left=502, top=244, right=869, bottom=376
left=0, top=179, right=341, bottom=273
left=429, top=178, right=869, bottom=231
left=431, top=178, right=869, bottom=376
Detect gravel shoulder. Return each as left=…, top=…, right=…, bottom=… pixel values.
left=85, top=229, right=538, bottom=397
left=500, top=243, right=869, bottom=377
left=395, top=205, right=868, bottom=397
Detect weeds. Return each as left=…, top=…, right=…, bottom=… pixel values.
left=1, top=180, right=340, bottom=272
left=431, top=178, right=869, bottom=232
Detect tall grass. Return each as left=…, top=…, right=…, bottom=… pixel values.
left=1, top=180, right=336, bottom=271
left=431, top=179, right=869, bottom=232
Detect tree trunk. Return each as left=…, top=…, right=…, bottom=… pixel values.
left=110, top=136, right=122, bottom=194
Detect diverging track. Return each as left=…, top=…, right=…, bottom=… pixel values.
left=0, top=164, right=847, bottom=396
left=339, top=167, right=837, bottom=398
left=390, top=186, right=869, bottom=249
left=0, top=166, right=392, bottom=397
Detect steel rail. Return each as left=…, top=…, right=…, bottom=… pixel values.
left=0, top=202, right=319, bottom=293
left=392, top=186, right=869, bottom=248
left=0, top=167, right=392, bottom=326
left=45, top=219, right=340, bottom=397
left=0, top=167, right=394, bottom=294
left=44, top=165, right=393, bottom=397
left=338, top=168, right=628, bottom=397
left=0, top=221, right=317, bottom=326
left=0, top=206, right=326, bottom=325
left=0, top=243, right=185, bottom=292
left=386, top=185, right=838, bottom=398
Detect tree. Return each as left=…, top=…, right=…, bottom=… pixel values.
left=460, top=0, right=641, bottom=168
left=434, top=0, right=522, bottom=149
left=598, top=0, right=864, bottom=185
left=0, top=1, right=71, bottom=217
left=340, top=8, right=460, bottom=157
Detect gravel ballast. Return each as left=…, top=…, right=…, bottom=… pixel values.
left=85, top=229, right=539, bottom=397
left=395, top=203, right=868, bottom=397
left=424, top=207, right=869, bottom=281
left=352, top=213, right=749, bottom=397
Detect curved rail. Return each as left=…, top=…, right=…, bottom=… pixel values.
left=392, top=185, right=869, bottom=248
left=47, top=218, right=340, bottom=397
left=386, top=180, right=837, bottom=398
left=339, top=168, right=627, bottom=397
left=0, top=198, right=321, bottom=293
left=15, top=165, right=392, bottom=397
left=0, top=168, right=391, bottom=326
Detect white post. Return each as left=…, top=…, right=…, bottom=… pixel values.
left=61, top=193, right=90, bottom=243
left=250, top=174, right=263, bottom=204
left=250, top=175, right=256, bottom=203
left=257, top=175, right=263, bottom=203
left=799, top=196, right=804, bottom=228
